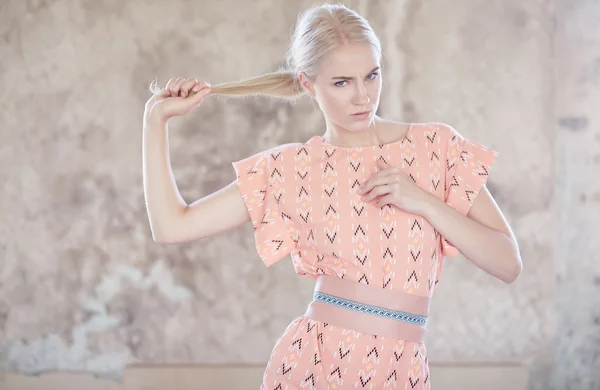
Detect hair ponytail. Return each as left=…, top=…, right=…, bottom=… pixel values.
left=149, top=69, right=306, bottom=101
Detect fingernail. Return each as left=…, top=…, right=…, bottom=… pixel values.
left=192, top=86, right=200, bottom=92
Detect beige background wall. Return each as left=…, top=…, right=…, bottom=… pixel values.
left=0, top=0, right=598, bottom=389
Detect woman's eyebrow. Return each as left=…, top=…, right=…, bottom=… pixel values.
left=331, top=66, right=380, bottom=80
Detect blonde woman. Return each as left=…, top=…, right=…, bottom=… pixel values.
left=143, top=3, right=522, bottom=389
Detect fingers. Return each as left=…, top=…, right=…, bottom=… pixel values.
left=191, top=80, right=211, bottom=94
left=171, top=77, right=186, bottom=96
left=165, top=77, right=179, bottom=96
left=165, top=77, right=188, bottom=97
left=189, top=85, right=212, bottom=103
left=164, top=77, right=211, bottom=98
left=361, top=185, right=389, bottom=202
left=358, top=176, right=386, bottom=195
left=359, top=169, right=403, bottom=195
left=374, top=194, right=394, bottom=208
left=180, top=78, right=198, bottom=98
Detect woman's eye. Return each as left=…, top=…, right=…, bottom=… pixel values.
left=334, top=72, right=379, bottom=87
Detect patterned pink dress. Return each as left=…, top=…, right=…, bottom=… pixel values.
left=232, top=122, right=498, bottom=389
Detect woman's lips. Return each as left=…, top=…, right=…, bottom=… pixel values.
left=352, top=110, right=371, bottom=115
left=351, top=110, right=372, bottom=119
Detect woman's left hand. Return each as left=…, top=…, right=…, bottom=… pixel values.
left=357, top=159, right=433, bottom=215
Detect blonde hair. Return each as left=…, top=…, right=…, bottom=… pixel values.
left=149, top=3, right=381, bottom=101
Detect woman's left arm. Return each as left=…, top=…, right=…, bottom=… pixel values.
left=360, top=159, right=522, bottom=284
left=420, top=185, right=522, bottom=284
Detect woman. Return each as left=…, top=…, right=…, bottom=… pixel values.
left=143, top=3, right=522, bottom=389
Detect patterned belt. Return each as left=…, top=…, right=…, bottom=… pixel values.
left=303, top=275, right=431, bottom=342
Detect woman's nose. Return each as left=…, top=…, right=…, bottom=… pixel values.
left=354, top=92, right=371, bottom=105
left=353, top=83, right=371, bottom=105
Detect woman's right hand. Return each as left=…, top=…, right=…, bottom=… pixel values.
left=145, top=77, right=212, bottom=122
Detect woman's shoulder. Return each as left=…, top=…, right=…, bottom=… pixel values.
left=373, top=119, right=458, bottom=142
left=403, top=121, right=465, bottom=146
left=413, top=121, right=457, bottom=135
left=266, top=141, right=307, bottom=155
left=250, top=142, right=308, bottom=166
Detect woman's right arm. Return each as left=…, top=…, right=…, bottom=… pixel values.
left=143, top=77, right=251, bottom=243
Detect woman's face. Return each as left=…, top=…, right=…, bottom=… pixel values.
left=301, top=43, right=382, bottom=133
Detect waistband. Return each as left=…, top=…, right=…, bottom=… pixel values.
left=303, top=275, right=431, bottom=342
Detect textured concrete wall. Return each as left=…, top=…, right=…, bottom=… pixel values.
left=554, top=0, right=600, bottom=389
left=1, top=0, right=596, bottom=388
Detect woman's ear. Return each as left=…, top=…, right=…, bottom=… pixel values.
left=298, top=72, right=315, bottom=97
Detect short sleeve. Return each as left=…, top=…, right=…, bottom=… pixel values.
left=232, top=150, right=296, bottom=267
left=442, top=125, right=499, bottom=257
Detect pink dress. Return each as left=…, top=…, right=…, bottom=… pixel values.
left=232, top=122, right=498, bottom=389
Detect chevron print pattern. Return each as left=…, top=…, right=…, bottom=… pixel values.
left=232, top=123, right=498, bottom=389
